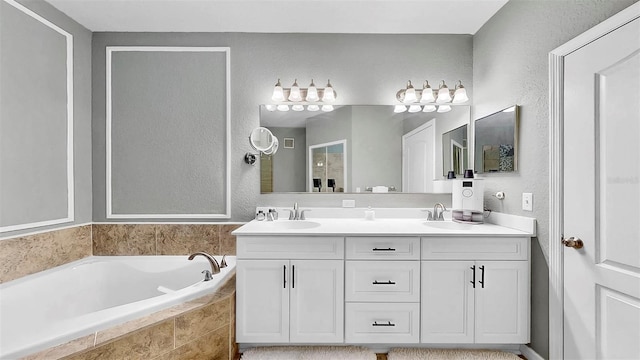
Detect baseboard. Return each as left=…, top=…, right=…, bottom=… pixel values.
left=519, top=345, right=545, bottom=360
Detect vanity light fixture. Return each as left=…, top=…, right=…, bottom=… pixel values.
left=269, top=78, right=337, bottom=112
left=395, top=79, right=468, bottom=113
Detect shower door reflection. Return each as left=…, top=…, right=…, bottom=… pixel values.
left=309, top=140, right=346, bottom=192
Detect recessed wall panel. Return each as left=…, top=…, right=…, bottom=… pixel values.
left=0, top=0, right=73, bottom=230
left=107, top=47, right=229, bottom=218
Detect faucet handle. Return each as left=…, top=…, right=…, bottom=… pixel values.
left=220, top=255, right=228, bottom=268
left=299, top=209, right=311, bottom=220
left=426, top=210, right=433, bottom=221
left=201, top=270, right=213, bottom=281
left=285, top=209, right=295, bottom=220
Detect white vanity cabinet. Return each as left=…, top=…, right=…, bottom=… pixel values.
left=344, top=237, right=421, bottom=343
left=236, top=236, right=344, bottom=343
left=420, top=237, right=530, bottom=344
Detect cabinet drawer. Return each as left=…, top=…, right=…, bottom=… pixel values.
left=237, top=236, right=344, bottom=259
left=422, top=237, right=528, bottom=260
left=346, top=237, right=420, bottom=260
left=345, top=302, right=419, bottom=343
left=345, top=261, right=420, bottom=302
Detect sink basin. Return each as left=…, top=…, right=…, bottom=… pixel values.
left=264, top=221, right=321, bottom=230
left=424, top=221, right=475, bottom=231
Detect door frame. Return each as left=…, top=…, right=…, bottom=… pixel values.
left=548, top=3, right=640, bottom=359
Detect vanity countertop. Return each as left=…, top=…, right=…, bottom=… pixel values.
left=232, top=218, right=533, bottom=237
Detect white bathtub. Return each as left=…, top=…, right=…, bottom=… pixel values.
left=0, top=255, right=236, bottom=359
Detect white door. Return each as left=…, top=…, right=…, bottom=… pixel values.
left=475, top=261, right=529, bottom=344
left=402, top=120, right=435, bottom=193
left=289, top=260, right=344, bottom=343
left=421, top=261, right=474, bottom=343
left=236, top=260, right=289, bottom=343
left=563, top=15, right=640, bottom=360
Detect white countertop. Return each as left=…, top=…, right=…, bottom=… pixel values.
left=232, top=217, right=534, bottom=237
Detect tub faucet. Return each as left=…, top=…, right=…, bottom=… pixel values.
left=188, top=252, right=221, bottom=280
left=432, top=203, right=447, bottom=221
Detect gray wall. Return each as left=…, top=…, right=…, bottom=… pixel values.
left=473, top=0, right=638, bottom=357
left=109, top=49, right=227, bottom=216
left=0, top=0, right=92, bottom=237
left=92, top=33, right=473, bottom=221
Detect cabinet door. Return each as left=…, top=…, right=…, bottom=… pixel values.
left=421, top=261, right=474, bottom=343
left=475, top=261, right=530, bottom=344
left=236, top=259, right=289, bottom=343
left=289, top=260, right=344, bottom=343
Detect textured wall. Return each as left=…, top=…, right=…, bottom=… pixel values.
left=473, top=0, right=638, bottom=357
left=0, top=0, right=92, bottom=237
left=92, top=33, right=473, bottom=221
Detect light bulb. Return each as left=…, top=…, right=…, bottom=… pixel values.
left=420, top=80, right=435, bottom=103
left=288, top=79, right=302, bottom=101
left=408, top=105, right=422, bottom=113
left=307, top=104, right=320, bottom=112
left=265, top=104, right=277, bottom=111
left=452, top=81, right=468, bottom=103
left=403, top=81, right=417, bottom=104
left=394, top=105, right=407, bottom=113
left=321, top=104, right=334, bottom=112
left=437, top=104, right=452, bottom=113
left=436, top=80, right=452, bottom=104
left=271, top=79, right=285, bottom=102
left=306, top=79, right=319, bottom=102
left=322, top=80, right=335, bottom=102
left=292, top=104, right=304, bottom=111
left=422, top=104, right=437, bottom=112
left=277, top=104, right=290, bottom=112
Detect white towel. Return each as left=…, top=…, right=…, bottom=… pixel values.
left=372, top=186, right=388, bottom=193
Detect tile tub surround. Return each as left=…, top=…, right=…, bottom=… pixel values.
left=23, top=275, right=237, bottom=360
left=0, top=225, right=92, bottom=283
left=92, top=223, right=241, bottom=256
left=0, top=223, right=242, bottom=284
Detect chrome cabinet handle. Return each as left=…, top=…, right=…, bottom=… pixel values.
left=372, top=280, right=396, bottom=285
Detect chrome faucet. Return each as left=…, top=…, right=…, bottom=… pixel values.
left=285, top=203, right=310, bottom=220
left=188, top=252, right=221, bottom=281
left=432, top=203, right=447, bottom=221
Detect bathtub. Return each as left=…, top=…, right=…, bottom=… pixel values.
left=0, top=255, right=236, bottom=359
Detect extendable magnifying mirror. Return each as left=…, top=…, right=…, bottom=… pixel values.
left=245, top=127, right=279, bottom=165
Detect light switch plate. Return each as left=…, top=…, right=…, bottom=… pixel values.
left=522, top=193, right=533, bottom=211
left=342, top=199, right=356, bottom=208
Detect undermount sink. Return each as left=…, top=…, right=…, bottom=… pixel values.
left=424, top=221, right=475, bottom=231
left=264, top=221, right=321, bottom=230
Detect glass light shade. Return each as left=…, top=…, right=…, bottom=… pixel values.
left=271, top=79, right=285, bottom=102
left=420, top=85, right=435, bottom=103
left=452, top=87, right=468, bottom=103
left=322, top=80, right=335, bottom=102
left=307, top=104, right=320, bottom=112
left=408, top=104, right=422, bottom=113
left=422, top=104, right=437, bottom=112
left=292, top=104, right=304, bottom=111
left=403, top=81, right=417, bottom=103
left=437, top=104, right=452, bottom=113
left=394, top=104, right=407, bottom=113
left=288, top=79, right=302, bottom=101
left=436, top=85, right=452, bottom=104
left=321, top=105, right=334, bottom=112
left=265, top=104, right=277, bottom=111
left=306, top=80, right=320, bottom=102
left=276, top=104, right=290, bottom=112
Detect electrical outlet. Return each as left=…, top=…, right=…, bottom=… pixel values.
left=522, top=193, right=533, bottom=211
left=342, top=199, right=356, bottom=208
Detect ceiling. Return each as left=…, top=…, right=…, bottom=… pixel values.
left=44, top=0, right=508, bottom=34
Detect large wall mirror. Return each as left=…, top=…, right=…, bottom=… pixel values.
left=442, top=125, right=468, bottom=177
left=259, top=105, right=470, bottom=193
left=474, top=105, right=519, bottom=174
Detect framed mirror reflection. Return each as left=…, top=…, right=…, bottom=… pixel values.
left=258, top=105, right=470, bottom=193
left=474, top=105, right=519, bottom=174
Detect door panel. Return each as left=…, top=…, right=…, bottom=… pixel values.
left=563, top=16, right=640, bottom=359
left=402, top=121, right=435, bottom=193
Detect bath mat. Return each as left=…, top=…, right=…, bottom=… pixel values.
left=240, top=346, right=377, bottom=360
left=387, top=348, right=521, bottom=360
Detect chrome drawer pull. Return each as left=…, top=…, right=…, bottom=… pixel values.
left=372, top=280, right=396, bottom=285
left=372, top=321, right=395, bottom=327
left=372, top=247, right=396, bottom=251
